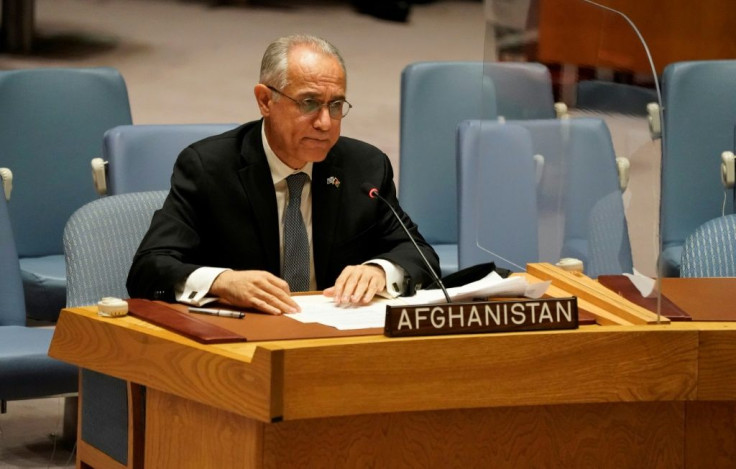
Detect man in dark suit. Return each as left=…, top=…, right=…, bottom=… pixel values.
left=127, top=34, right=439, bottom=315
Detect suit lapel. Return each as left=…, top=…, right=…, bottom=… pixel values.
left=237, top=127, right=280, bottom=275
left=312, top=157, right=343, bottom=287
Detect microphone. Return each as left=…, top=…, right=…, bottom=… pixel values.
left=361, top=182, right=451, bottom=303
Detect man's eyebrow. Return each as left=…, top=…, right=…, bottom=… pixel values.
left=297, top=91, right=346, bottom=101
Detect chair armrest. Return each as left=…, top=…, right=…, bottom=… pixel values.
left=647, top=102, right=661, bottom=139
left=0, top=167, right=12, bottom=201
left=722, top=151, right=735, bottom=189
left=554, top=102, right=569, bottom=119
left=616, top=157, right=630, bottom=192
left=91, top=158, right=108, bottom=195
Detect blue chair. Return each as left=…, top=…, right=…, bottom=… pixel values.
left=456, top=120, right=538, bottom=272
left=399, top=61, right=556, bottom=276
left=0, top=181, right=78, bottom=417
left=64, top=191, right=167, bottom=468
left=681, top=214, right=736, bottom=278
left=93, top=124, right=238, bottom=195
left=457, top=118, right=633, bottom=278
left=0, top=67, right=132, bottom=321
left=660, top=60, right=736, bottom=277
left=517, top=118, right=633, bottom=277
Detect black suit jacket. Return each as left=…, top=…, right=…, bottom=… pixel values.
left=126, top=120, right=439, bottom=300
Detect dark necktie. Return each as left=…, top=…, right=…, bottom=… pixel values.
left=282, top=173, right=310, bottom=292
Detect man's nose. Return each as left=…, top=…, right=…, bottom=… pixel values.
left=312, top=106, right=332, bottom=130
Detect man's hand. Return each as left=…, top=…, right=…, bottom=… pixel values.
left=324, top=264, right=386, bottom=306
left=210, top=270, right=299, bottom=315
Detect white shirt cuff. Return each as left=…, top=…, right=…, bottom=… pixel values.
left=363, top=259, right=407, bottom=298
left=175, top=267, right=229, bottom=306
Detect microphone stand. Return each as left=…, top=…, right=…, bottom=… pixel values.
left=365, top=185, right=452, bottom=303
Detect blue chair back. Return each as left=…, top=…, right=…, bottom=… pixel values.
left=681, top=214, right=736, bottom=277
left=660, top=60, right=736, bottom=276
left=457, top=118, right=633, bottom=277
left=483, top=62, right=556, bottom=121
left=517, top=118, right=633, bottom=277
left=457, top=120, right=538, bottom=271
left=0, top=67, right=132, bottom=321
left=399, top=61, right=554, bottom=275
left=103, top=124, right=238, bottom=194
left=0, top=67, right=132, bottom=257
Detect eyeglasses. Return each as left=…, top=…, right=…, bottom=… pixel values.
left=266, top=85, right=352, bottom=119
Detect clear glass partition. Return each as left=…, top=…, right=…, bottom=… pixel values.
left=474, top=0, right=667, bottom=319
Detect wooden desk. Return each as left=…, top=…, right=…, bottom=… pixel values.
left=48, top=302, right=736, bottom=468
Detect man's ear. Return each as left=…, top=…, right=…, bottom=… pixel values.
left=254, top=84, right=272, bottom=117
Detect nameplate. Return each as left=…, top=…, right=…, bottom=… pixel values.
left=384, top=297, right=579, bottom=338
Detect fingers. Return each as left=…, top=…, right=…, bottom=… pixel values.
left=209, top=267, right=386, bottom=314
left=330, top=265, right=386, bottom=306
left=211, top=270, right=300, bottom=315
left=247, top=275, right=301, bottom=315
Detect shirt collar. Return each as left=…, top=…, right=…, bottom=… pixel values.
left=261, top=121, right=313, bottom=185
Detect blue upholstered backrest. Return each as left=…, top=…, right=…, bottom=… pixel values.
left=399, top=61, right=554, bottom=246
left=484, top=62, right=556, bottom=121
left=0, top=195, right=26, bottom=326
left=457, top=118, right=632, bottom=277
left=660, top=60, right=736, bottom=276
left=516, top=118, right=633, bottom=277
left=457, top=120, right=538, bottom=271
left=399, top=62, right=492, bottom=246
left=681, top=214, right=736, bottom=278
left=103, top=124, right=238, bottom=194
left=64, top=191, right=168, bottom=307
left=0, top=67, right=132, bottom=257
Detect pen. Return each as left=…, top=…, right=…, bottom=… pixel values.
left=188, top=307, right=245, bottom=319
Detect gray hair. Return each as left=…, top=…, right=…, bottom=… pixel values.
left=259, top=34, right=347, bottom=90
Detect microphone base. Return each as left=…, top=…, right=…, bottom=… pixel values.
left=384, top=297, right=578, bottom=338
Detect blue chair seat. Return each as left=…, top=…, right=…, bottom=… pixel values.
left=19, top=254, right=66, bottom=322
left=0, top=190, right=78, bottom=414
left=0, top=326, right=77, bottom=401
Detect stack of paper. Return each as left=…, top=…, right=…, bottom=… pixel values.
left=287, top=272, right=550, bottom=330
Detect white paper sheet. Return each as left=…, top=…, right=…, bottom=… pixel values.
left=285, top=271, right=550, bottom=330
left=623, top=268, right=658, bottom=298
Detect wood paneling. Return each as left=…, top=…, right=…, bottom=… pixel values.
left=145, top=388, right=263, bottom=469
left=537, top=0, right=736, bottom=74
left=280, top=326, right=696, bottom=419
left=264, top=402, right=684, bottom=469
left=685, top=401, right=736, bottom=468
